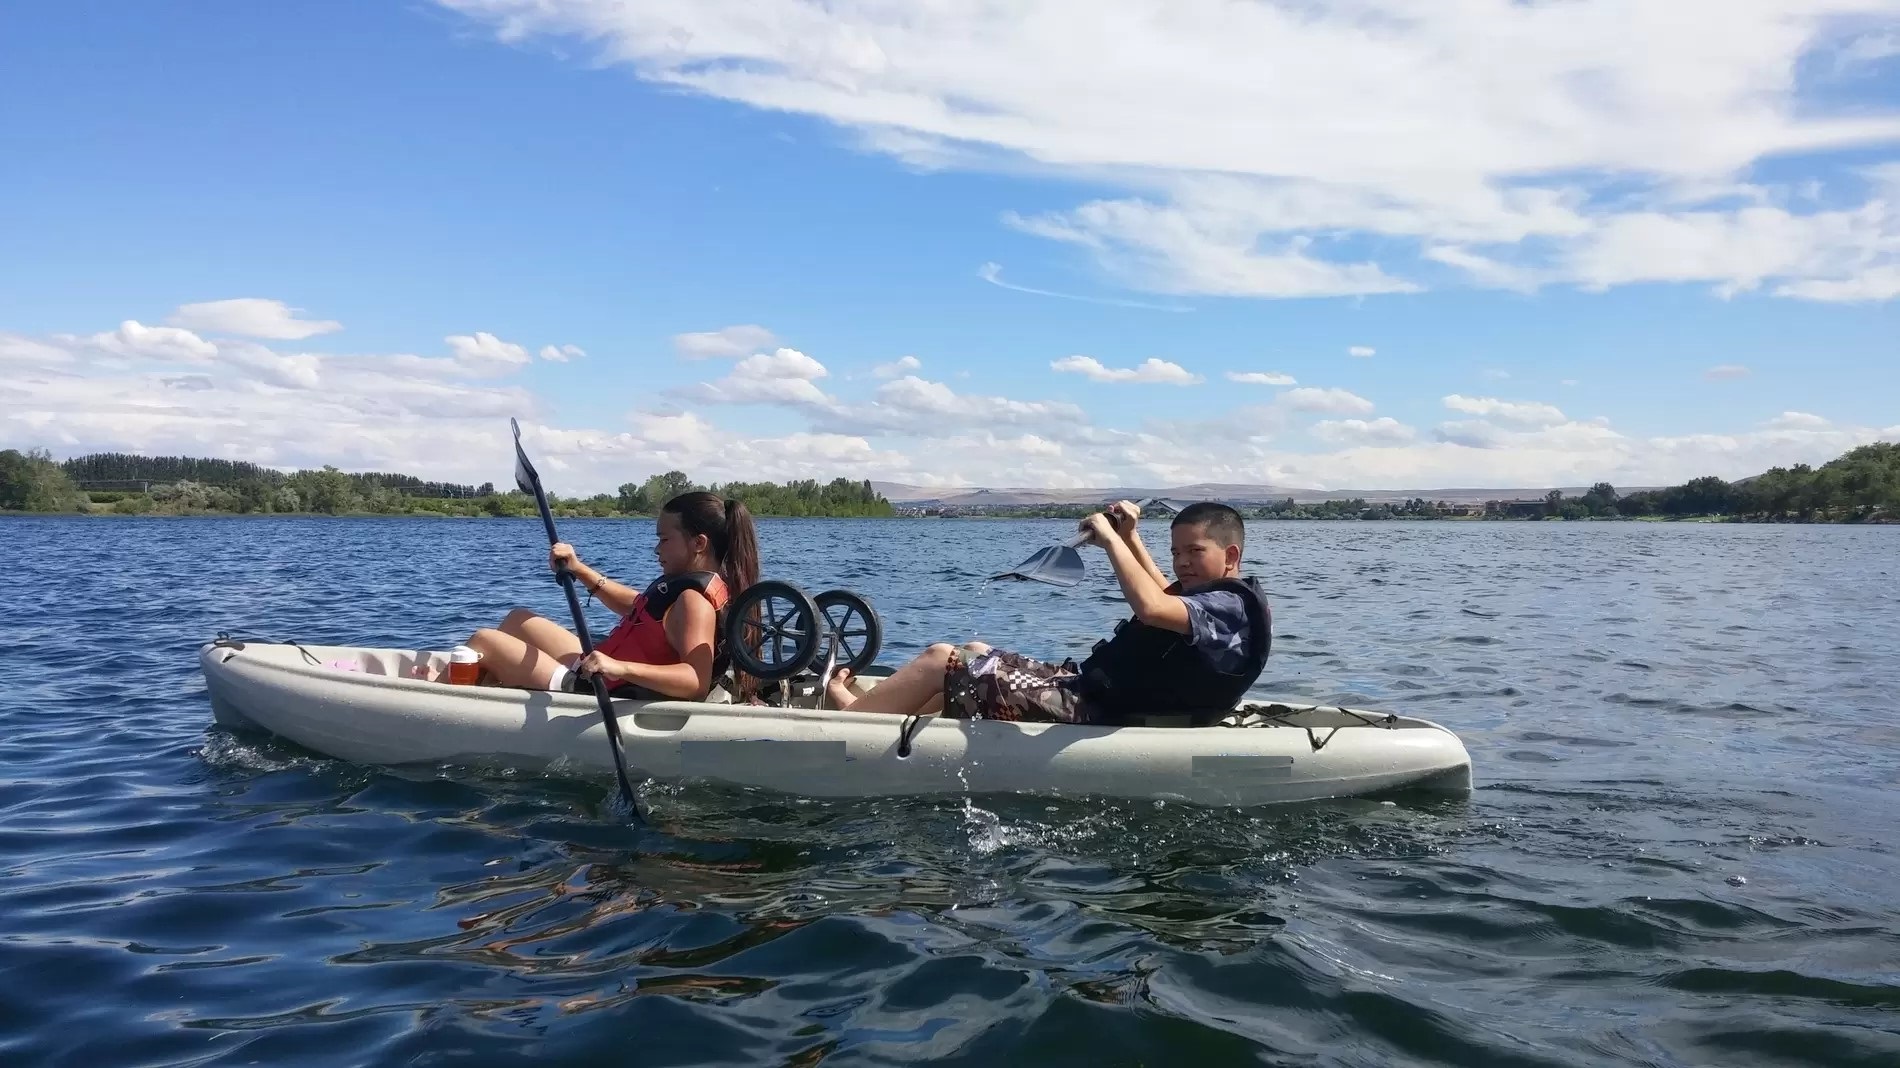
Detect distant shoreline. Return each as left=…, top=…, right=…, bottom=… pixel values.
left=7, top=509, right=1891, bottom=525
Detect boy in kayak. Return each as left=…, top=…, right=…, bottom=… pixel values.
left=825, top=500, right=1271, bottom=725
left=458, top=491, right=760, bottom=701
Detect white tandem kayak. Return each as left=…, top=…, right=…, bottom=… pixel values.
left=199, top=640, right=1473, bottom=807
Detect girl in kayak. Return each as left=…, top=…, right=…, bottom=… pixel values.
left=825, top=500, right=1270, bottom=725
left=459, top=491, right=759, bottom=701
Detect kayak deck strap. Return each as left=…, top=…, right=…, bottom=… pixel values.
left=212, top=633, right=323, bottom=665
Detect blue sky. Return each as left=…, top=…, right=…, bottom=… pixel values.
left=2, top=0, right=1897, bottom=492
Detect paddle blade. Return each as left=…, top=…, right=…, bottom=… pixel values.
left=990, top=545, right=1086, bottom=587
left=510, top=417, right=540, bottom=496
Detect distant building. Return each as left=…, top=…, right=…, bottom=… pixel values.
left=1485, top=498, right=1547, bottom=518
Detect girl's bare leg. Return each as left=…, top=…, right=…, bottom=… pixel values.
left=460, top=608, right=585, bottom=688
left=465, top=627, right=572, bottom=689
left=496, top=608, right=583, bottom=663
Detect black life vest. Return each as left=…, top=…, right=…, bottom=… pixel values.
left=1075, top=576, right=1272, bottom=725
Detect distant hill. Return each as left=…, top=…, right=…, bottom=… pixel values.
left=870, top=480, right=1662, bottom=507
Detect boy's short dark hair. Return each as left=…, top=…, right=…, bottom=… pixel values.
left=1171, top=501, right=1245, bottom=549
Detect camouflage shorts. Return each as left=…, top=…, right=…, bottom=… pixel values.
left=942, top=649, right=1100, bottom=724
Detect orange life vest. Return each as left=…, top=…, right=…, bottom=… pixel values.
left=596, top=571, right=730, bottom=682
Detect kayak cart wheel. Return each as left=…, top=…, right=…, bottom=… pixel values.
left=724, top=580, right=823, bottom=681
left=814, top=589, right=883, bottom=675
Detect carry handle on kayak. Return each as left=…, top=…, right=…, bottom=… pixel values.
left=511, top=418, right=643, bottom=819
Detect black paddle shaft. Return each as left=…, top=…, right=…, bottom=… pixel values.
left=511, top=419, right=642, bottom=815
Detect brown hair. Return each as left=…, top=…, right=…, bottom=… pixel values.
left=663, top=491, right=759, bottom=598
left=664, top=491, right=762, bottom=699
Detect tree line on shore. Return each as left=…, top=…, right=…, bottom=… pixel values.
left=3, top=442, right=1893, bottom=521
left=1525, top=442, right=1897, bottom=521
left=0, top=450, right=893, bottom=518
left=919, top=442, right=1899, bottom=523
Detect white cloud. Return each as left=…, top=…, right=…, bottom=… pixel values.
left=76, top=320, right=218, bottom=362
left=1050, top=354, right=1202, bottom=384
left=852, top=375, right=1087, bottom=433
left=673, top=324, right=776, bottom=359
left=1705, top=364, right=1752, bottom=380
left=1348, top=346, right=1376, bottom=358
left=684, top=347, right=836, bottom=409
left=1225, top=371, right=1297, bottom=386
left=9, top=309, right=1892, bottom=498
left=434, top=0, right=1900, bottom=303
left=1765, top=410, right=1830, bottom=429
left=219, top=341, right=324, bottom=390
left=167, top=299, right=342, bottom=340
left=1480, top=368, right=1511, bottom=381
left=0, top=334, right=75, bottom=368
left=1561, top=379, right=1580, bottom=387
left=1279, top=387, right=1374, bottom=415
left=1425, top=245, right=1541, bottom=292
left=1443, top=394, right=1567, bottom=426
left=1311, top=417, right=1417, bottom=446
left=1775, top=266, right=1900, bottom=303
left=1009, top=204, right=1422, bottom=297
left=872, top=355, right=922, bottom=378
left=445, top=331, right=531, bottom=373
left=539, top=344, right=585, bottom=362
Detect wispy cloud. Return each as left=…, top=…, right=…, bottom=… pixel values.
left=1443, top=394, right=1567, bottom=425
left=976, top=262, right=1192, bottom=312
left=168, top=298, right=343, bottom=341
left=1704, top=364, right=1752, bottom=381
left=673, top=324, right=777, bottom=359
left=1225, top=370, right=1297, bottom=386
left=1348, top=345, right=1376, bottom=358
left=437, top=0, right=1900, bottom=304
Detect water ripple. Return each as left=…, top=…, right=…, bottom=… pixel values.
left=1, top=516, right=1897, bottom=1066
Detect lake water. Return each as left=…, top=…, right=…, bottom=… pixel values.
left=2, top=516, right=1897, bottom=1067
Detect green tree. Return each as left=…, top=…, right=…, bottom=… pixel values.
left=1670, top=475, right=1734, bottom=516
left=288, top=466, right=359, bottom=514
left=616, top=482, right=651, bottom=514
left=639, top=470, right=698, bottom=507
left=1580, top=482, right=1618, bottom=516
left=0, top=448, right=86, bottom=512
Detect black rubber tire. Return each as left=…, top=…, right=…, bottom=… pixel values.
left=723, top=580, right=823, bottom=681
left=814, top=589, right=883, bottom=675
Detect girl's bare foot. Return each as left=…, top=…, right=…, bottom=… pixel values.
left=825, top=668, right=858, bottom=710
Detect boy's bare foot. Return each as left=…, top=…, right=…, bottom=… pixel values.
left=825, top=668, right=858, bottom=710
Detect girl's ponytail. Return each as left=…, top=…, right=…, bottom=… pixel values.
left=720, top=498, right=759, bottom=599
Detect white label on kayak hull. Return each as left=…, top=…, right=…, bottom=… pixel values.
left=1192, top=755, right=1296, bottom=780
left=680, top=739, right=848, bottom=777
